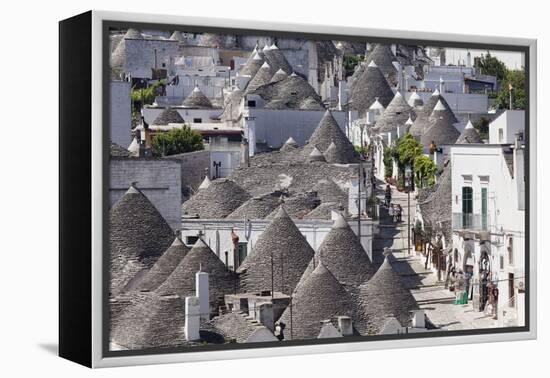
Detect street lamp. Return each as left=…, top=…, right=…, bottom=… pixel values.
left=405, top=164, right=413, bottom=255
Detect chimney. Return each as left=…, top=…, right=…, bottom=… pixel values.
left=337, top=316, right=353, bottom=336
left=391, top=44, right=397, bottom=56
left=240, top=138, right=250, bottom=167
left=196, top=270, right=209, bottom=321
left=439, top=76, right=445, bottom=94
left=411, top=310, right=425, bottom=328
left=254, top=302, right=275, bottom=332
left=338, top=80, right=348, bottom=111
left=184, top=296, right=201, bottom=341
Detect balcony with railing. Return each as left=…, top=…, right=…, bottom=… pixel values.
left=452, top=212, right=490, bottom=231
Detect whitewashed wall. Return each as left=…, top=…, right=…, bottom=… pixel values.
left=489, top=110, right=525, bottom=144
left=181, top=218, right=374, bottom=270
left=450, top=144, right=525, bottom=326
left=110, top=81, right=132, bottom=147
left=243, top=108, right=353, bottom=149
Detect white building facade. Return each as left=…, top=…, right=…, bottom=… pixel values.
left=180, top=216, right=375, bottom=272
left=449, top=137, right=525, bottom=326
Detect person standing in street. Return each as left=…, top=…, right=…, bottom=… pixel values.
left=385, top=184, right=392, bottom=207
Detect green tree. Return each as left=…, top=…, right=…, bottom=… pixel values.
left=131, top=80, right=165, bottom=110
left=151, top=126, right=204, bottom=157
left=396, top=133, right=423, bottom=167
left=475, top=51, right=507, bottom=82
left=413, top=155, right=437, bottom=188
left=496, top=69, right=526, bottom=110
left=343, top=54, right=364, bottom=78
left=473, top=117, right=490, bottom=140
left=354, top=144, right=369, bottom=156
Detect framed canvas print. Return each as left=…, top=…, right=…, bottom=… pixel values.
left=59, top=10, right=537, bottom=368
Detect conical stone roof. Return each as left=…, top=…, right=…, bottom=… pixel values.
left=374, top=92, right=415, bottom=133
left=262, top=45, right=293, bottom=74
left=156, top=239, right=237, bottom=312
left=279, top=263, right=354, bottom=340
left=237, top=206, right=315, bottom=295
left=110, top=184, right=175, bottom=295
left=365, top=44, right=398, bottom=85
left=419, top=163, right=452, bottom=229
left=225, top=192, right=281, bottom=219
left=300, top=213, right=374, bottom=288
left=312, top=179, right=348, bottom=205
left=111, top=292, right=188, bottom=349
left=323, top=141, right=349, bottom=164
left=181, top=178, right=251, bottom=218
left=420, top=100, right=460, bottom=147
left=152, top=107, right=184, bottom=126
left=245, top=62, right=273, bottom=93
left=304, top=202, right=343, bottom=220
left=266, top=193, right=321, bottom=220
left=369, top=97, right=385, bottom=112
left=280, top=137, right=299, bottom=152
left=305, top=110, right=357, bottom=163
left=128, top=137, right=139, bottom=157
left=182, top=86, right=213, bottom=108
left=356, top=252, right=418, bottom=334
left=407, top=92, right=423, bottom=107
left=269, top=68, right=288, bottom=83
left=409, top=90, right=458, bottom=137
left=456, top=120, right=482, bottom=144
left=198, top=176, right=211, bottom=190
left=240, top=52, right=264, bottom=77
left=349, top=61, right=394, bottom=117
left=299, top=96, right=325, bottom=110
left=134, top=238, right=190, bottom=292
left=347, top=61, right=366, bottom=94
left=249, top=75, right=323, bottom=110
left=308, top=146, right=326, bottom=162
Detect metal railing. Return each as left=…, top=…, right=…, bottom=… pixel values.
left=452, top=212, right=490, bottom=231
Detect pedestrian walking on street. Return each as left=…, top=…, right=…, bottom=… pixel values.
left=491, top=282, right=499, bottom=319
left=385, top=184, right=392, bottom=207
left=454, top=270, right=466, bottom=304
left=445, top=265, right=456, bottom=290
left=396, top=204, right=403, bottom=222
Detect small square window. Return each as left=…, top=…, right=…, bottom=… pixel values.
left=247, top=100, right=256, bottom=108
left=193, top=118, right=202, bottom=123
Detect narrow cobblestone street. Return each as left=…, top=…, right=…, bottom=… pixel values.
left=373, top=180, right=498, bottom=331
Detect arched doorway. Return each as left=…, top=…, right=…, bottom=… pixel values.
left=462, top=245, right=474, bottom=303
left=478, top=246, right=491, bottom=311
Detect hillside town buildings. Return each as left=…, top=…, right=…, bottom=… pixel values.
left=107, top=27, right=527, bottom=351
